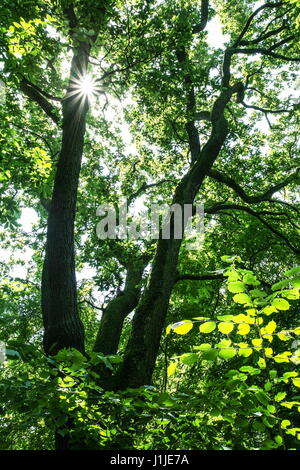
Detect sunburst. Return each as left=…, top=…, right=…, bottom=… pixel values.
left=65, top=71, right=101, bottom=102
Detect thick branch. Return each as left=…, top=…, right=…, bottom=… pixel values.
left=195, top=110, right=211, bottom=121
left=208, top=168, right=299, bottom=204
left=20, top=76, right=61, bottom=101
left=93, top=263, right=145, bottom=356
left=192, top=0, right=209, bottom=34
left=206, top=203, right=300, bottom=254
left=20, top=79, right=60, bottom=125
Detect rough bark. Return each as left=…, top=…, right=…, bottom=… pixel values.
left=113, top=82, right=243, bottom=389
left=93, top=263, right=145, bottom=355
left=42, top=42, right=91, bottom=355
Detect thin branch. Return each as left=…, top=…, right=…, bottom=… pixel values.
left=78, top=299, right=103, bottom=311
left=239, top=24, right=286, bottom=46
left=232, top=47, right=300, bottom=62
left=241, top=100, right=291, bottom=114
left=128, top=179, right=175, bottom=206
left=176, top=271, right=225, bottom=282
left=206, top=203, right=300, bottom=254
left=9, top=122, right=55, bottom=156
left=233, top=2, right=284, bottom=47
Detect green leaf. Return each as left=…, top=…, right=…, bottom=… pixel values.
left=291, top=277, right=300, bottom=288
left=196, top=343, right=212, bottom=351
left=179, top=353, right=198, bottom=365
left=240, top=366, right=261, bottom=375
left=274, top=352, right=291, bottom=363
left=272, top=279, right=290, bottom=291
left=172, top=320, right=193, bottom=335
left=167, top=362, right=177, bottom=377
left=237, top=323, right=250, bottom=335
left=228, top=281, right=246, bottom=293
left=281, top=420, right=291, bottom=429
left=202, top=348, right=218, bottom=361
left=265, top=320, right=276, bottom=334
left=157, top=392, right=175, bottom=407
left=271, top=298, right=290, bottom=311
left=221, top=255, right=236, bottom=263
left=199, top=321, right=216, bottom=334
left=262, top=305, right=277, bottom=315
left=275, top=392, right=287, bottom=402
left=292, top=378, right=300, bottom=388
left=218, top=322, right=234, bottom=334
left=284, top=266, right=300, bottom=277
left=257, top=358, right=266, bottom=368
left=218, top=348, right=236, bottom=360
left=243, top=273, right=259, bottom=285
left=255, top=390, right=270, bottom=407
left=238, top=343, right=253, bottom=357
left=217, top=339, right=232, bottom=348
left=216, top=315, right=234, bottom=321
left=233, top=293, right=251, bottom=304
left=225, top=271, right=240, bottom=281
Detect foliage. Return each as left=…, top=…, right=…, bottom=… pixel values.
left=167, top=259, right=300, bottom=449
left=0, top=0, right=299, bottom=451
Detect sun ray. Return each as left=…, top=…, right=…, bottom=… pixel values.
left=64, top=72, right=101, bottom=102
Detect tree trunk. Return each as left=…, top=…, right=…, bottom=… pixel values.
left=42, top=43, right=91, bottom=356
left=93, top=263, right=145, bottom=355
left=113, top=85, right=242, bottom=389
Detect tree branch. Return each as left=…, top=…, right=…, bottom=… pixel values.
left=20, top=79, right=60, bottom=125
left=241, top=100, right=291, bottom=114
left=232, top=47, right=300, bottom=62
left=239, top=24, right=287, bottom=46
left=233, top=2, right=284, bottom=47
left=206, top=203, right=300, bottom=254
left=176, top=271, right=225, bottom=282
left=193, top=0, right=209, bottom=34
left=208, top=168, right=299, bottom=204
left=127, top=179, right=175, bottom=206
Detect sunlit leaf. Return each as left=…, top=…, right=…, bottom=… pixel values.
left=172, top=320, right=193, bottom=335
left=233, top=293, right=251, bottom=304
left=199, top=321, right=216, bottom=334
left=218, top=348, right=236, bottom=360
left=271, top=298, right=290, bottom=311
left=167, top=362, right=176, bottom=377
left=218, top=322, right=234, bottom=334
left=228, top=281, right=246, bottom=293
left=237, top=323, right=250, bottom=335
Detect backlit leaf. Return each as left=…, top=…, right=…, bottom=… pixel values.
left=199, top=321, right=216, bottom=334
left=218, top=322, right=234, bottom=334
left=233, top=293, right=251, bottom=304
left=271, top=298, right=290, bottom=311
left=172, top=320, right=193, bottom=335
left=218, top=348, right=236, bottom=360
left=237, top=323, right=250, bottom=335
left=228, top=281, right=246, bottom=293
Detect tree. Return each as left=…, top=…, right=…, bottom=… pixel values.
left=0, top=0, right=299, bottom=450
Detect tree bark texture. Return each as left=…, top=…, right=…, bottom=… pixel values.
left=42, top=43, right=91, bottom=355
